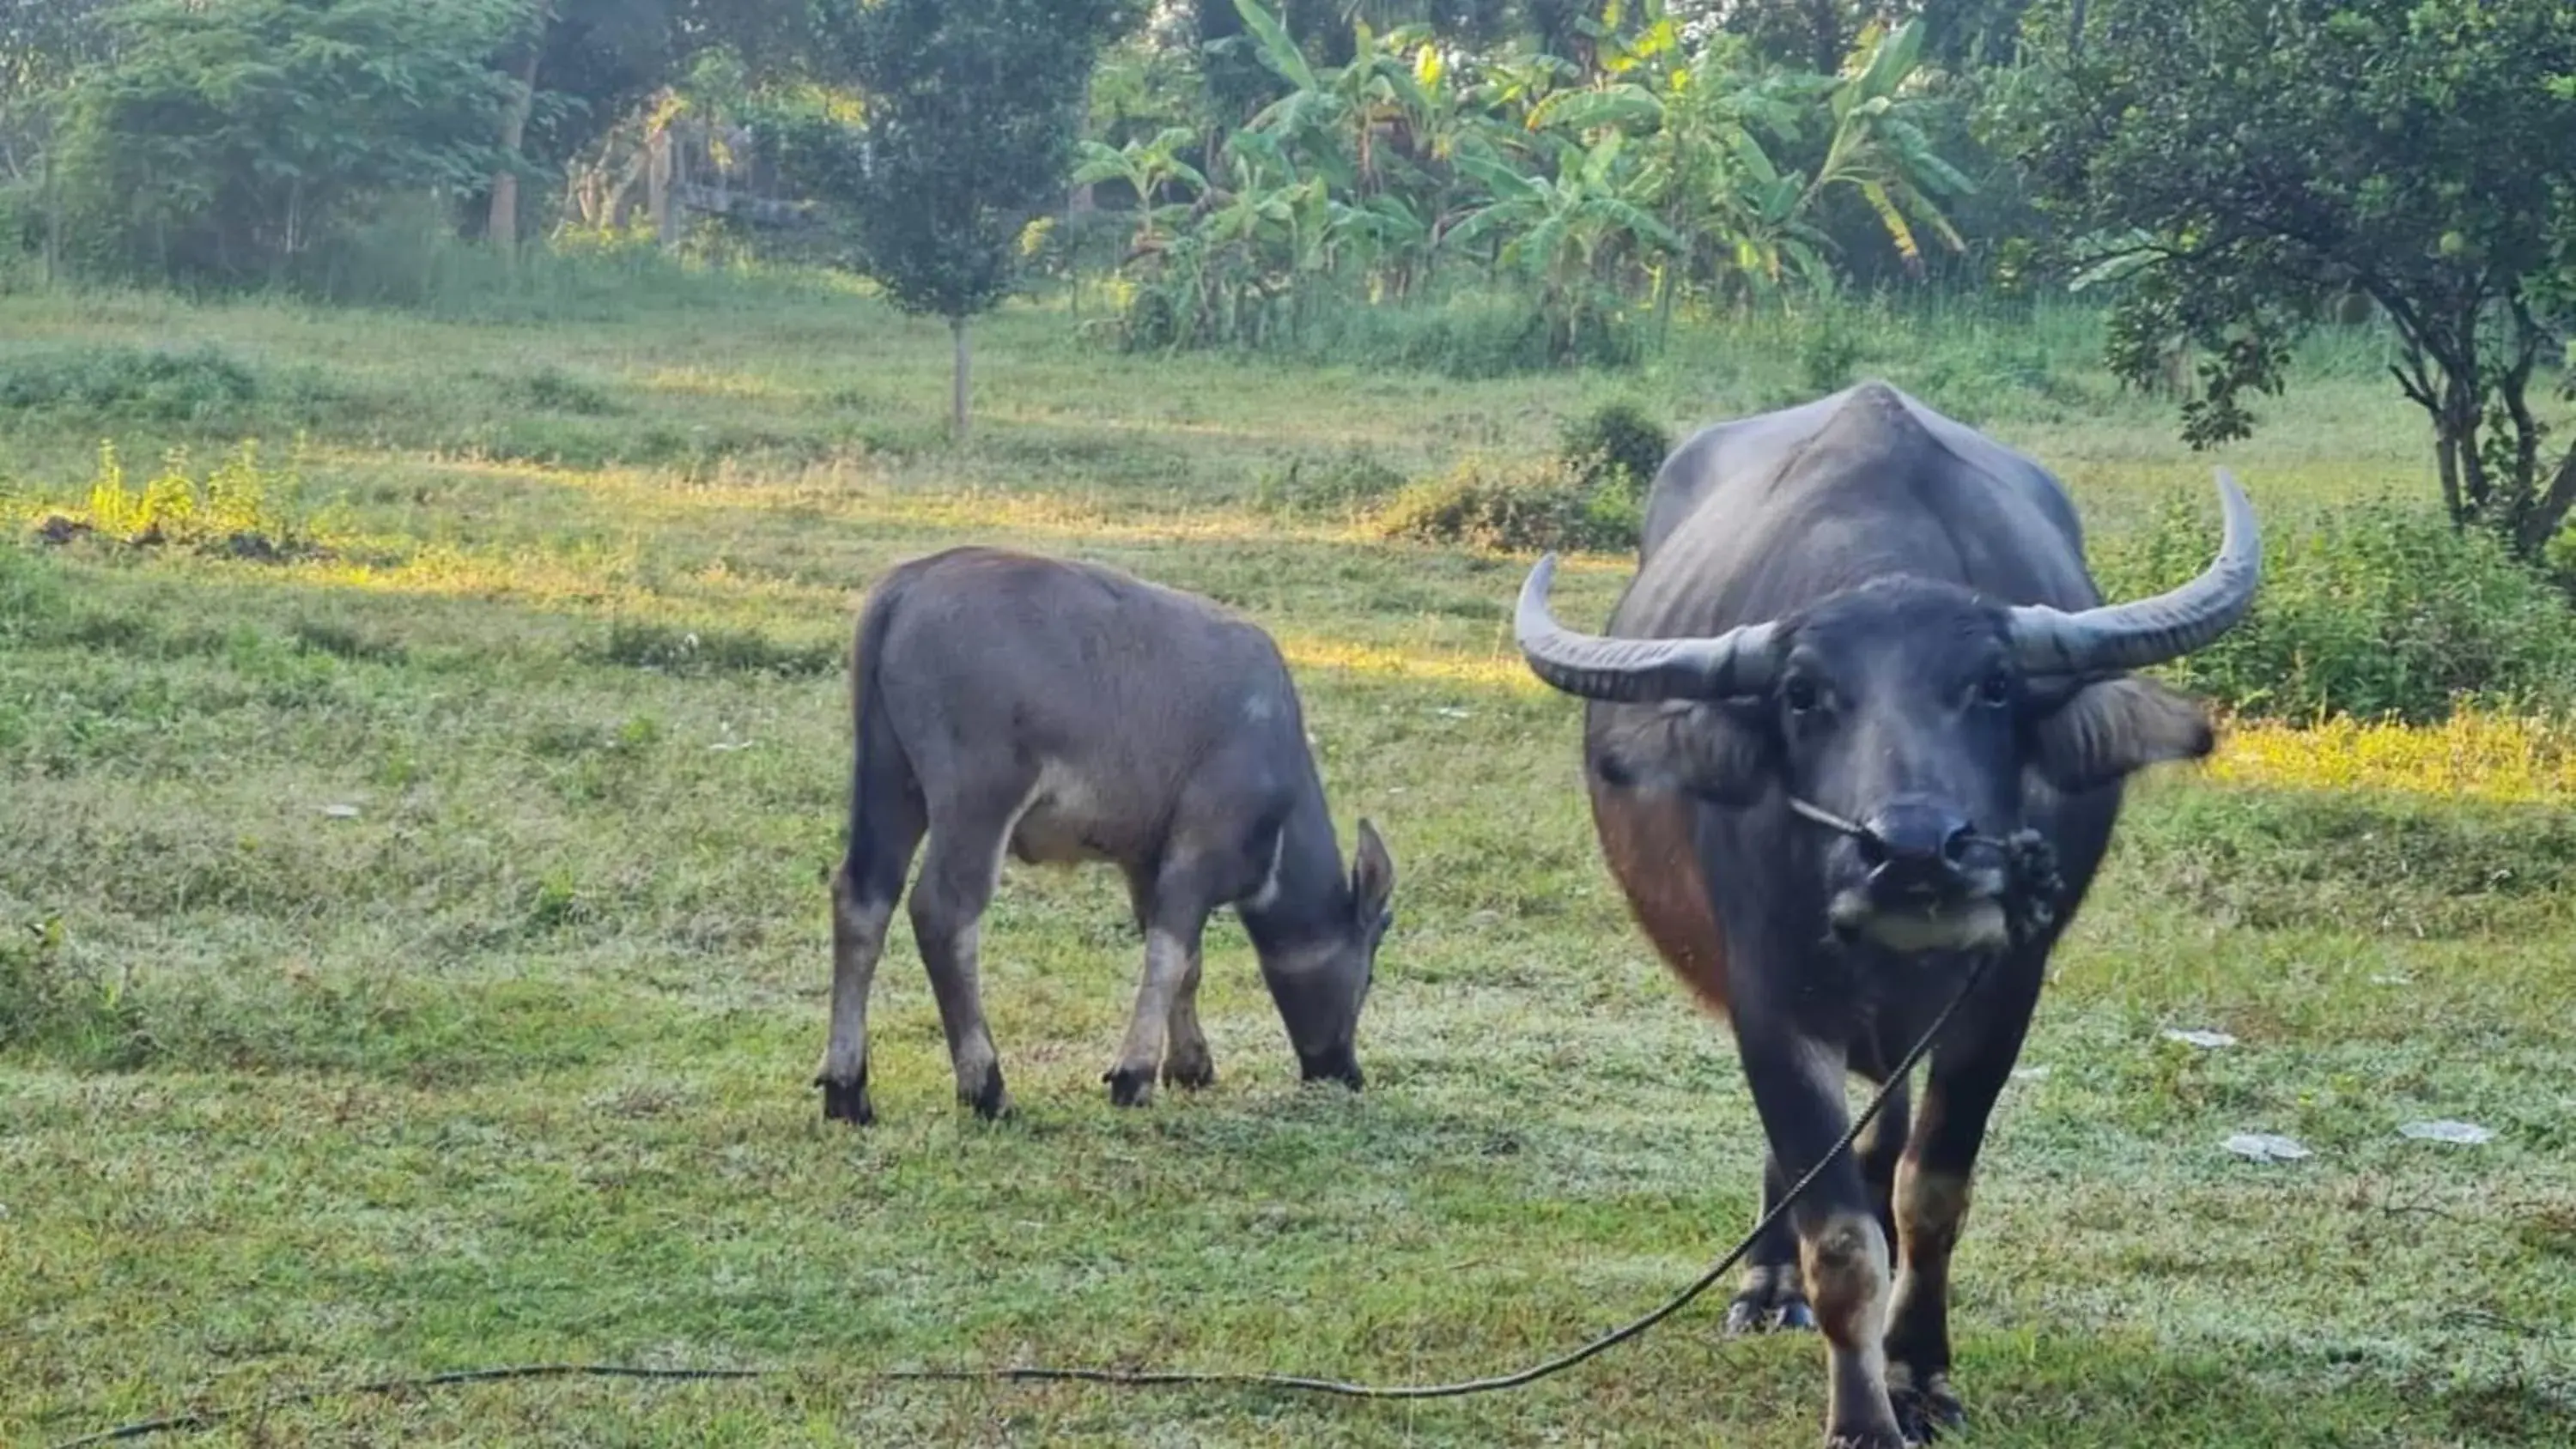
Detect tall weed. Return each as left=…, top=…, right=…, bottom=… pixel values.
left=2099, top=497, right=2576, bottom=722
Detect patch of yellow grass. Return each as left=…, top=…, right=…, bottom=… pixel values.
left=2210, top=711, right=2576, bottom=803
left=1277, top=636, right=1543, bottom=692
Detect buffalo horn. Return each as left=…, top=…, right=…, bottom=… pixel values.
left=1514, top=552, right=1779, bottom=701
left=2005, top=468, right=2262, bottom=675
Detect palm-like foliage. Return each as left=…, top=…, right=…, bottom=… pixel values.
left=1072, top=125, right=1209, bottom=252
left=1110, top=0, right=1972, bottom=357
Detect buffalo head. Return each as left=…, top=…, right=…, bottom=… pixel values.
left=1515, top=470, right=2260, bottom=955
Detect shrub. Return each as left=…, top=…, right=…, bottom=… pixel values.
left=0, top=345, right=264, bottom=422
left=51, top=0, right=519, bottom=286
left=1798, top=311, right=1866, bottom=395
left=26, top=438, right=340, bottom=561
left=1558, top=399, right=1671, bottom=494
left=2096, top=496, right=2576, bottom=722
left=1375, top=453, right=1641, bottom=555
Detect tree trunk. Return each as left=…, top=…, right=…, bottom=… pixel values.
left=2434, top=433, right=2464, bottom=530
left=950, top=316, right=972, bottom=445
left=41, top=144, right=58, bottom=288
left=2518, top=445, right=2576, bottom=560
left=489, top=23, right=546, bottom=254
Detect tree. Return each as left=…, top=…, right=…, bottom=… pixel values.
left=480, top=0, right=811, bottom=250
left=813, top=0, right=1133, bottom=442
left=54, top=0, right=519, bottom=283
left=1, top=0, right=118, bottom=277
left=1992, top=0, right=2576, bottom=560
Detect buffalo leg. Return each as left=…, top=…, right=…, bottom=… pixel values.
left=1741, top=1034, right=1906, bottom=1449
left=1856, top=1069, right=1912, bottom=1260
left=815, top=756, right=925, bottom=1125
left=1726, top=1154, right=1817, bottom=1335
left=908, top=801, right=1018, bottom=1119
left=1121, top=866, right=1216, bottom=1094
left=1883, top=978, right=2040, bottom=1442
left=1161, top=949, right=1215, bottom=1091
left=1104, top=882, right=1211, bottom=1107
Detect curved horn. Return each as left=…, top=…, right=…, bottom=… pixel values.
left=1515, top=552, right=1779, bottom=702
left=2008, top=468, right=2263, bottom=675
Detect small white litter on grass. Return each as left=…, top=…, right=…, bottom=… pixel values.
left=2162, top=1028, right=2238, bottom=1049
left=2398, top=1119, right=2495, bottom=1146
left=1434, top=706, right=1473, bottom=719
left=2011, top=1065, right=2053, bottom=1082
left=708, top=740, right=756, bottom=752
left=319, top=803, right=361, bottom=819
left=2371, top=973, right=2414, bottom=986
left=2223, top=1132, right=2312, bottom=1163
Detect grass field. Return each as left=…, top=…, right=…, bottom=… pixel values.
left=3, top=272, right=2572, bottom=1447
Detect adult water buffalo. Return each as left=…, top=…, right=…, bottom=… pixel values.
left=1514, top=381, right=2259, bottom=1447
left=815, top=546, right=1395, bottom=1125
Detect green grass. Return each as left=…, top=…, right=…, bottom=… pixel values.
left=2, top=276, right=2571, bottom=1448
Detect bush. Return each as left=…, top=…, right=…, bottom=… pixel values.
left=2096, top=496, right=2576, bottom=722
left=24, top=438, right=340, bottom=561
left=52, top=0, right=519, bottom=286
left=1375, top=453, right=1641, bottom=555
left=1558, top=399, right=1671, bottom=494
left=0, top=345, right=265, bottom=422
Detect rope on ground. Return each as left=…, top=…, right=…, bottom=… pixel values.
left=48, top=954, right=1995, bottom=1448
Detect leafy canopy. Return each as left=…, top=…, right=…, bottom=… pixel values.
left=1990, top=0, right=2576, bottom=555
left=53, top=0, right=521, bottom=282
left=815, top=0, right=1133, bottom=324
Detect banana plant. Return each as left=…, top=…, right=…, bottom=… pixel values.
left=1447, top=127, right=1681, bottom=359
left=1795, top=19, right=1974, bottom=274
left=1071, top=125, right=1209, bottom=252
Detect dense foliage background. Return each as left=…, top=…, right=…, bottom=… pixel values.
left=5, top=0, right=2574, bottom=652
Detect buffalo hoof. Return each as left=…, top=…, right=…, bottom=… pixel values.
left=1103, top=1064, right=1156, bottom=1108
left=817, top=1070, right=874, bottom=1126
left=1824, top=1432, right=1909, bottom=1449
left=1893, top=1373, right=1965, bottom=1443
left=1722, top=1288, right=1818, bottom=1336
left=958, top=1067, right=1010, bottom=1120
left=1297, top=1045, right=1364, bottom=1092
left=1161, top=1052, right=1217, bottom=1092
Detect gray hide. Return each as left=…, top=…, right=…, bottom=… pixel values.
left=815, top=546, right=1394, bottom=1125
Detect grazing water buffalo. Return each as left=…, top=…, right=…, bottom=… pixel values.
left=815, top=546, right=1395, bottom=1125
left=1515, top=382, right=2259, bottom=1447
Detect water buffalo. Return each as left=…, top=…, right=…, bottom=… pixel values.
left=815, top=546, right=1395, bottom=1125
left=1515, top=381, right=2259, bottom=1447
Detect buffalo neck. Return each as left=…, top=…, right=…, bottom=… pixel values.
left=1236, top=776, right=1352, bottom=955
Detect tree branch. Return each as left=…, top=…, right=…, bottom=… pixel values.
left=2520, top=441, right=2576, bottom=557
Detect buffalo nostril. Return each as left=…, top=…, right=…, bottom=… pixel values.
left=1857, top=800, right=1974, bottom=881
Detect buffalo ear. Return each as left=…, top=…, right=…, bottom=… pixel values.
left=1350, top=817, right=1395, bottom=924
left=1590, top=700, right=1777, bottom=808
left=2031, top=675, right=2215, bottom=794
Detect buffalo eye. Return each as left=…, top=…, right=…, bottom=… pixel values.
left=1783, top=677, right=1820, bottom=715
left=1978, top=670, right=2013, bottom=707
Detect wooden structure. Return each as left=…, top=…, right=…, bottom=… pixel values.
left=558, top=98, right=811, bottom=242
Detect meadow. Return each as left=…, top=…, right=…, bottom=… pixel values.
left=2, top=265, right=2571, bottom=1447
